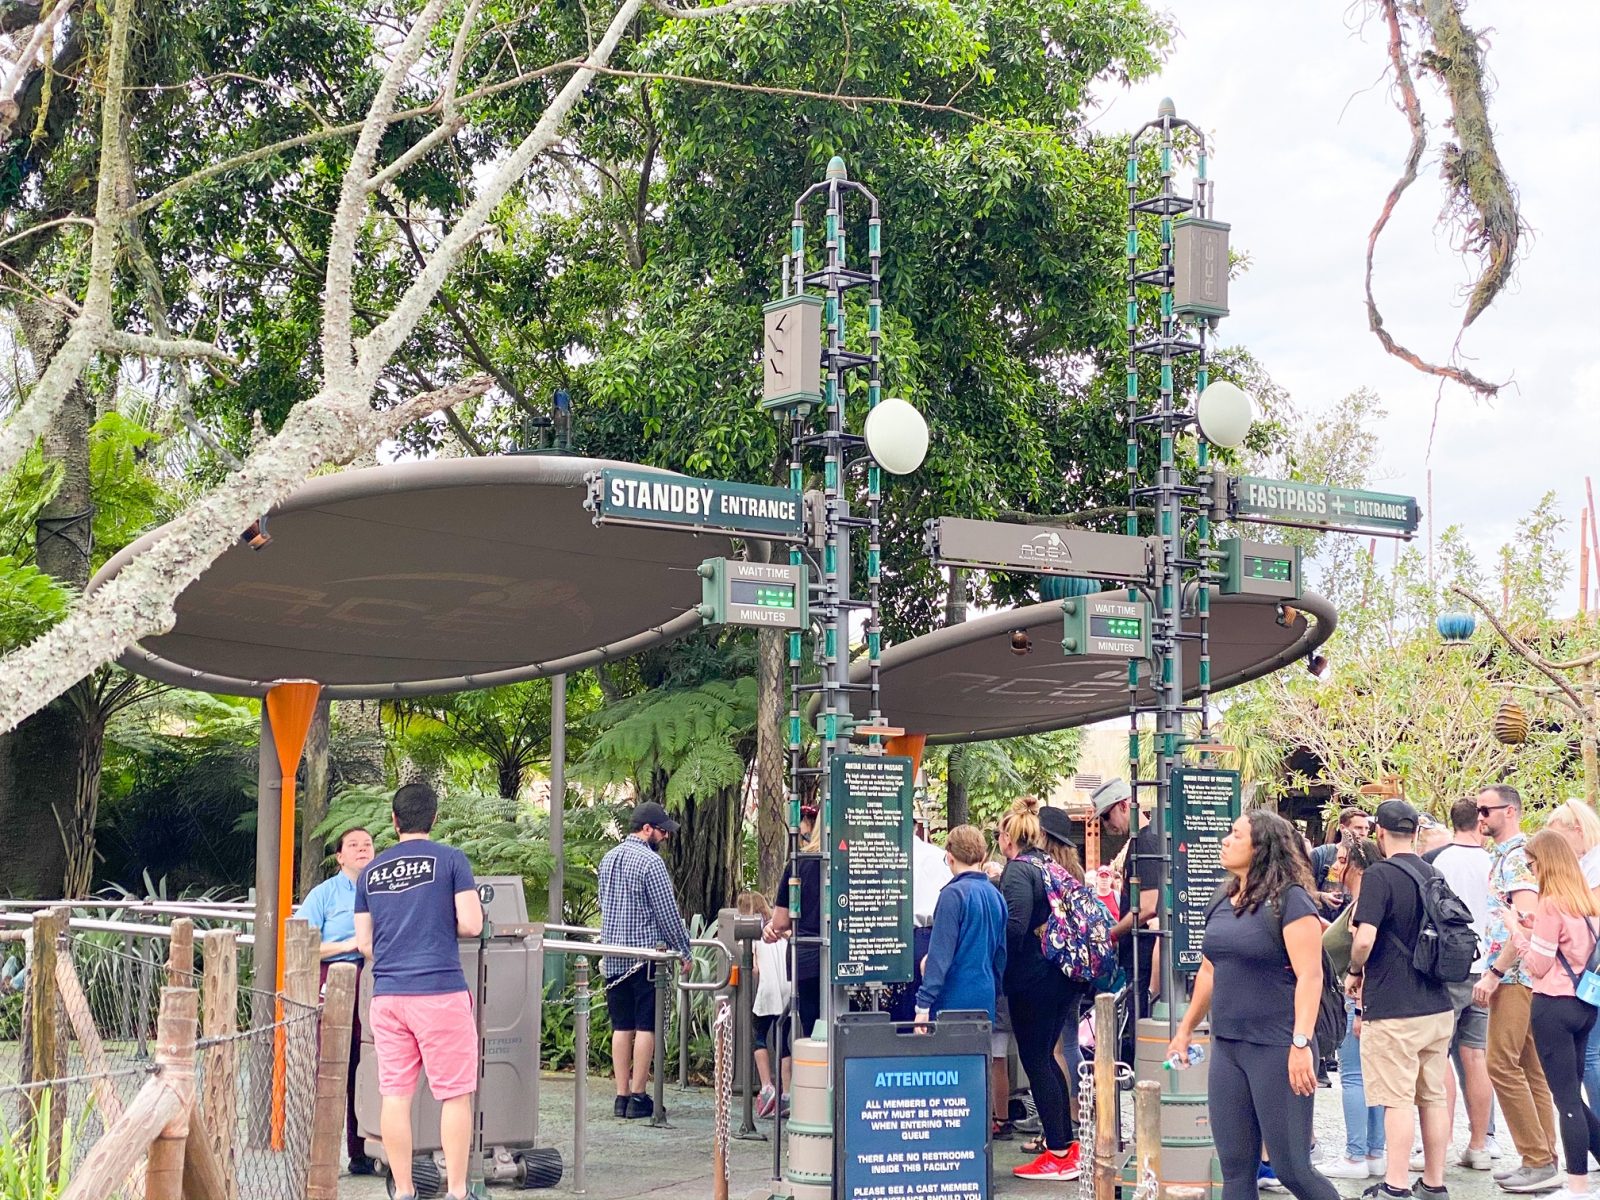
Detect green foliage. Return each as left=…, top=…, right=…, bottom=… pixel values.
left=0, top=1092, right=78, bottom=1200
left=1221, top=496, right=1591, bottom=816
left=0, top=556, right=70, bottom=650
left=924, top=729, right=1082, bottom=828
left=579, top=676, right=758, bottom=805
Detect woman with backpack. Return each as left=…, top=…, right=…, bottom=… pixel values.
left=997, top=797, right=1091, bottom=1181
left=1515, top=829, right=1600, bottom=1200
left=1166, top=809, right=1340, bottom=1200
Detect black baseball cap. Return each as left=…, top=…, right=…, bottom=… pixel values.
left=1375, top=799, right=1421, bottom=835
left=630, top=801, right=680, bottom=835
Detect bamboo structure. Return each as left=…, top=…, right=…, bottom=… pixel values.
left=306, top=962, right=357, bottom=1200
left=1135, top=1079, right=1162, bottom=1195
left=144, top=987, right=198, bottom=1200
left=167, top=918, right=194, bottom=985
left=22, top=908, right=68, bottom=1172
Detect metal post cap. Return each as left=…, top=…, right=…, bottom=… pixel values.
left=825, top=155, right=848, bottom=180
left=1157, top=97, right=1177, bottom=119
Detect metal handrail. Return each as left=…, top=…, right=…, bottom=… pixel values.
left=0, top=911, right=256, bottom=946
left=0, top=900, right=253, bottom=920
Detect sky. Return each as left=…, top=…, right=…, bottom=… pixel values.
left=1096, top=0, right=1600, bottom=614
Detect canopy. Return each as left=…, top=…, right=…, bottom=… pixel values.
left=841, top=590, right=1336, bottom=743
left=91, top=455, right=730, bottom=698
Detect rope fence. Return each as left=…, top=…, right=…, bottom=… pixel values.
left=0, top=912, right=349, bottom=1200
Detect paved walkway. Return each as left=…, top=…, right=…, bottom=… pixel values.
left=337, top=1074, right=1512, bottom=1199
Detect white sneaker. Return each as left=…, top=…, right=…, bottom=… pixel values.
left=1487, top=1137, right=1503, bottom=1160
left=1459, top=1147, right=1492, bottom=1171
left=1369, top=1158, right=1387, bottom=1178
left=1322, top=1158, right=1371, bottom=1180
left=1410, top=1151, right=1427, bottom=1172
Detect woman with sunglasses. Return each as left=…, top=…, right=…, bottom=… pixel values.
left=1514, top=830, right=1600, bottom=1200
left=1321, top=837, right=1388, bottom=1179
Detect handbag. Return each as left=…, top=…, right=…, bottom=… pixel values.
left=1556, top=916, right=1600, bottom=1007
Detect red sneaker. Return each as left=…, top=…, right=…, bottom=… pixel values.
left=1013, top=1143, right=1082, bottom=1181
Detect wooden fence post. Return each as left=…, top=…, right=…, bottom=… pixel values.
left=306, top=962, right=357, bottom=1200
left=271, top=919, right=319, bottom=1150
left=200, top=928, right=239, bottom=1200
left=145, top=986, right=199, bottom=1200
left=22, top=908, right=67, bottom=1172
left=1093, top=992, right=1119, bottom=1200
left=1135, top=1079, right=1162, bottom=1196
left=167, top=919, right=194, bottom=986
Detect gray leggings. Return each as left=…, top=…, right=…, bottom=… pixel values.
left=1210, top=1037, right=1340, bottom=1200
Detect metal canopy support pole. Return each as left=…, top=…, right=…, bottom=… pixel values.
left=549, top=673, right=567, bottom=923
left=1127, top=100, right=1215, bottom=1036
left=253, top=707, right=282, bottom=1001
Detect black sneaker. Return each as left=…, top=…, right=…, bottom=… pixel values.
left=992, top=1119, right=1015, bottom=1141
left=614, top=1095, right=629, bottom=1118
left=1363, top=1184, right=1413, bottom=1200
left=1410, top=1182, right=1448, bottom=1200
left=625, top=1093, right=654, bottom=1120
left=348, top=1154, right=377, bottom=1176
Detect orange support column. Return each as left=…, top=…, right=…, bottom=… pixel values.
left=265, top=679, right=322, bottom=1149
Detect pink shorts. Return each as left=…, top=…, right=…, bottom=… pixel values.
left=369, top=992, right=478, bottom=1101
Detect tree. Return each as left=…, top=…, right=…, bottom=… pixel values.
left=923, top=729, right=1082, bottom=830
left=1221, top=504, right=1590, bottom=817
left=0, top=0, right=799, bottom=737
left=578, top=672, right=758, bottom=919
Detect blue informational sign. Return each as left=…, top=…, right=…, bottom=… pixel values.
left=840, top=1052, right=990, bottom=1199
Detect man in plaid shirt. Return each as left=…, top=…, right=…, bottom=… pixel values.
left=598, top=801, right=692, bottom=1119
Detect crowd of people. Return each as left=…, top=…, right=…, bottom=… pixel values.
left=1167, top=785, right=1600, bottom=1200
left=293, top=774, right=1600, bottom=1200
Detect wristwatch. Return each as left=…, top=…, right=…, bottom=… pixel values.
left=1291, top=1034, right=1311, bottom=1050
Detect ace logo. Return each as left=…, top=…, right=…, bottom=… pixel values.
left=367, top=854, right=437, bottom=894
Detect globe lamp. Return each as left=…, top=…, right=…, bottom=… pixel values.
left=864, top=397, right=929, bottom=476
left=1195, top=380, right=1254, bottom=449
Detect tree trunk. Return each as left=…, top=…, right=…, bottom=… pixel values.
left=0, top=703, right=74, bottom=895
left=944, top=568, right=970, bottom=829
left=496, top=757, right=520, bottom=801
left=13, top=300, right=96, bottom=898
left=755, top=626, right=787, bottom=893
left=337, top=699, right=387, bottom=787
left=61, top=699, right=107, bottom=899
left=298, top=698, right=331, bottom=897
left=663, top=776, right=744, bottom=923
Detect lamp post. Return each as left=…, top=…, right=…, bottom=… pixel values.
left=1125, top=100, right=1245, bottom=1034
left=762, top=156, right=927, bottom=1189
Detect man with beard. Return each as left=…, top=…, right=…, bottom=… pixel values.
left=597, top=801, right=693, bottom=1119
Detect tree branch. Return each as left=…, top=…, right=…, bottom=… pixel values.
left=1449, top=584, right=1592, bottom=722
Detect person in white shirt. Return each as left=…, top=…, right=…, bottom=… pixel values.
left=1546, top=797, right=1600, bottom=1110
left=1423, top=797, right=1495, bottom=1168
left=740, top=891, right=791, bottom=1118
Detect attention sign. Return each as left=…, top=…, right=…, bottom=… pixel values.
left=586, top=467, right=806, bottom=541
left=828, top=755, right=914, bottom=985
left=1230, top=475, right=1420, bottom=539
left=840, top=1053, right=990, bottom=1200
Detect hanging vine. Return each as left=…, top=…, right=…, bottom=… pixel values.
left=1365, top=0, right=1525, bottom=401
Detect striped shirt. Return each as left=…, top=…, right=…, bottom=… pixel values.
left=597, top=835, right=691, bottom=980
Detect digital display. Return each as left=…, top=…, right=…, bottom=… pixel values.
left=1245, top=555, right=1294, bottom=583
left=730, top=580, right=796, bottom=609
left=1090, top=615, right=1144, bottom=640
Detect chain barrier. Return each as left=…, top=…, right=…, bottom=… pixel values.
left=713, top=994, right=735, bottom=1197
left=1131, top=1165, right=1160, bottom=1200
left=1077, top=1060, right=1097, bottom=1200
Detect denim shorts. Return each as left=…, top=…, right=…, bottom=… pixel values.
left=1447, top=975, right=1488, bottom=1050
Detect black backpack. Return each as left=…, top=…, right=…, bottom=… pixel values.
left=1205, top=886, right=1347, bottom=1059
left=1381, top=856, right=1478, bottom=984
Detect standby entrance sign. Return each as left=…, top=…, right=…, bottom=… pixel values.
left=585, top=467, right=806, bottom=541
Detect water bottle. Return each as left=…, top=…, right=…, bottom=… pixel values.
left=1163, top=1045, right=1206, bottom=1071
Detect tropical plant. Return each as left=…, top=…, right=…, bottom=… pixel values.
left=0, top=1092, right=78, bottom=1200
left=923, top=729, right=1083, bottom=829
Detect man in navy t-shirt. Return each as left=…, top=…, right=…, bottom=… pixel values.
left=354, top=784, right=481, bottom=1200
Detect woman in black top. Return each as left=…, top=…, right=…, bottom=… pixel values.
left=1168, top=809, right=1338, bottom=1200
left=998, top=797, right=1087, bottom=1181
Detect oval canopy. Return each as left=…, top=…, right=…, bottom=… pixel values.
left=843, top=590, right=1336, bottom=743
left=92, top=456, right=731, bottom=698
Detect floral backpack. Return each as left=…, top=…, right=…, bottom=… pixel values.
left=1034, top=856, right=1121, bottom=991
